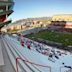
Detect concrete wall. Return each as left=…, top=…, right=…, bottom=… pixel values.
left=21, top=27, right=47, bottom=35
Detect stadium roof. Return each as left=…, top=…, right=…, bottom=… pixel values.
left=0, top=0, right=14, bottom=29
left=53, top=14, right=72, bottom=16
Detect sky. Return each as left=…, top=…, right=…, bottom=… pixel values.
left=8, top=0, right=72, bottom=22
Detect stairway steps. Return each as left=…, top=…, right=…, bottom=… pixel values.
left=2, top=39, right=22, bottom=72
left=6, top=37, right=41, bottom=72
left=3, top=38, right=34, bottom=72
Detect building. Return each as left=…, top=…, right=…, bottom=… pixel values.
left=49, top=21, right=66, bottom=30
left=51, top=14, right=72, bottom=30
left=52, top=14, right=72, bottom=21
left=65, top=21, right=72, bottom=29
left=0, top=0, right=14, bottom=29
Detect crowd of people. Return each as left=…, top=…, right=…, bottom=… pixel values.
left=10, top=33, right=72, bottom=71
left=16, top=34, right=69, bottom=63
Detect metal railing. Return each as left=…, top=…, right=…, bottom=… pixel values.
left=60, top=66, right=72, bottom=72
left=3, top=36, right=51, bottom=72
left=16, top=57, right=51, bottom=72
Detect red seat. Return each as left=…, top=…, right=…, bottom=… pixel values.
left=27, top=45, right=31, bottom=49
left=21, top=43, right=24, bottom=47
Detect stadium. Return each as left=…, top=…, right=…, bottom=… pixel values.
left=0, top=0, right=72, bottom=72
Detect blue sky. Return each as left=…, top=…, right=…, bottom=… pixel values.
left=8, top=0, right=72, bottom=22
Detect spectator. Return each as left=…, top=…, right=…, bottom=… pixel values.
left=62, top=63, right=72, bottom=69
left=27, top=44, right=31, bottom=49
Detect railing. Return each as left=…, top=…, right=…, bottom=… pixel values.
left=3, top=36, right=51, bottom=72
left=4, top=35, right=72, bottom=72
left=16, top=57, right=51, bottom=72
left=60, top=66, right=72, bottom=72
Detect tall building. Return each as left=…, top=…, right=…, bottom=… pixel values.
left=0, top=0, right=14, bottom=29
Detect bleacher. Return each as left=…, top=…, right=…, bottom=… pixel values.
left=0, top=34, right=72, bottom=72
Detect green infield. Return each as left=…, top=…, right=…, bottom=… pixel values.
left=27, top=30, right=72, bottom=46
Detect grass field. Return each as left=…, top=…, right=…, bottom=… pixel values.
left=27, top=30, right=72, bottom=46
